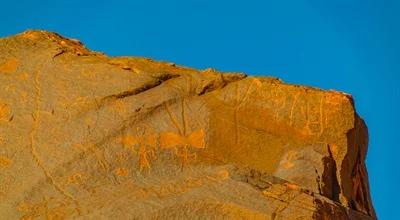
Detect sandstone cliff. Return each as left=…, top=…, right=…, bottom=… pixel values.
left=0, top=30, right=375, bottom=219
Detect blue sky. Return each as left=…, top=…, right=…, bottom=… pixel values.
left=1, top=0, right=398, bottom=218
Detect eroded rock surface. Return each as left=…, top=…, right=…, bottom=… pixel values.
left=0, top=30, right=375, bottom=219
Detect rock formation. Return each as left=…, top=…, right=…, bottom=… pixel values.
left=0, top=30, right=375, bottom=219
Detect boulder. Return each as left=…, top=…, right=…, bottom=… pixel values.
left=0, top=30, right=375, bottom=219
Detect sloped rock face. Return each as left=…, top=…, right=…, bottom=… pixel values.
left=0, top=30, right=375, bottom=219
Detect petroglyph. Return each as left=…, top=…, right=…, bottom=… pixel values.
left=18, top=198, right=73, bottom=220
left=3, top=84, right=16, bottom=93
left=65, top=172, right=86, bottom=185
left=80, top=68, right=97, bottom=79
left=302, top=97, right=325, bottom=136
left=18, top=72, right=29, bottom=81
left=67, top=96, right=92, bottom=109
left=128, top=170, right=228, bottom=200
left=0, top=155, right=12, bottom=168
left=117, top=130, right=158, bottom=172
left=289, top=92, right=300, bottom=126
left=114, top=167, right=129, bottom=177
left=19, top=91, right=29, bottom=104
left=0, top=31, right=375, bottom=219
left=225, top=79, right=261, bottom=158
left=112, top=99, right=128, bottom=114
left=29, top=64, right=82, bottom=215
left=160, top=129, right=205, bottom=169
left=161, top=100, right=206, bottom=169
left=286, top=92, right=327, bottom=137
left=0, top=101, right=11, bottom=122
left=0, top=58, right=18, bottom=74
left=164, top=102, right=183, bottom=135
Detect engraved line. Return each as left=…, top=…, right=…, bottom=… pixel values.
left=29, top=64, right=82, bottom=215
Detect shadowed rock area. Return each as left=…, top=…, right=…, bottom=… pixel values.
left=0, top=30, right=375, bottom=219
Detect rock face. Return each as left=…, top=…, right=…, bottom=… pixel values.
left=0, top=30, right=375, bottom=219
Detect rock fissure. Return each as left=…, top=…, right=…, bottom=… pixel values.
left=0, top=30, right=375, bottom=219
left=103, top=74, right=180, bottom=101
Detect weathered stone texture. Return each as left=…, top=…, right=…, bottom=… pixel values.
left=0, top=30, right=375, bottom=219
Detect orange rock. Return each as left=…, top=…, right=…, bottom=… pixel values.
left=0, top=58, right=18, bottom=74
left=0, top=101, right=11, bottom=122
left=114, top=167, right=129, bottom=177
left=0, top=155, right=12, bottom=168
left=0, top=30, right=375, bottom=219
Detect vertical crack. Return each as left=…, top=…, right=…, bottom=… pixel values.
left=315, top=168, right=322, bottom=195
left=326, top=144, right=340, bottom=202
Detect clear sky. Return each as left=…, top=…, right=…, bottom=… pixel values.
left=1, top=0, right=398, bottom=219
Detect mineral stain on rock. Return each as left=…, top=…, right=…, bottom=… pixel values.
left=0, top=30, right=376, bottom=219
left=0, top=58, right=18, bottom=74
left=0, top=101, right=11, bottom=122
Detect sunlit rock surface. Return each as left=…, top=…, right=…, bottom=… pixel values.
left=0, top=30, right=375, bottom=219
